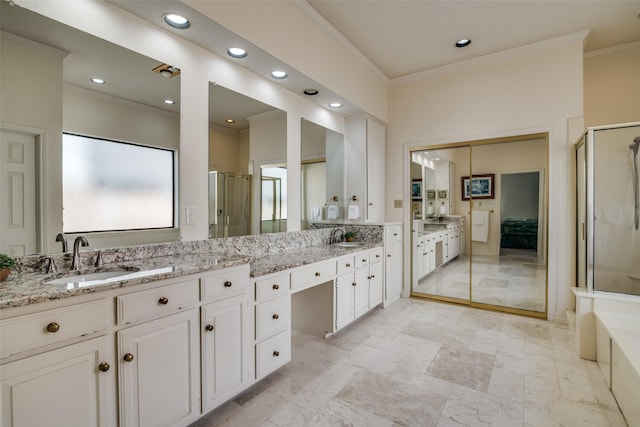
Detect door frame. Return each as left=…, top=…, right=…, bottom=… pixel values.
left=0, top=122, right=46, bottom=254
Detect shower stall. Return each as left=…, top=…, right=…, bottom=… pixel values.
left=208, top=171, right=251, bottom=238
left=576, top=122, right=640, bottom=295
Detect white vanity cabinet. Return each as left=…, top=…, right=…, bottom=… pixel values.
left=1, top=300, right=115, bottom=427
left=1, top=335, right=116, bottom=427
left=200, top=265, right=252, bottom=412
left=254, top=271, right=291, bottom=380
left=116, top=279, right=200, bottom=427
left=384, top=224, right=403, bottom=304
left=345, top=114, right=386, bottom=221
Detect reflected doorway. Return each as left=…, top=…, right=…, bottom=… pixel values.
left=261, top=166, right=287, bottom=233
left=208, top=171, right=251, bottom=238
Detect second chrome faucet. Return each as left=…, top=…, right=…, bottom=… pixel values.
left=71, top=236, right=89, bottom=270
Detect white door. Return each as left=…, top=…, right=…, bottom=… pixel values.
left=366, top=119, right=385, bottom=221
left=368, top=262, right=383, bottom=308
left=118, top=310, right=199, bottom=427
left=335, top=273, right=354, bottom=330
left=353, top=268, right=370, bottom=319
left=1, top=336, right=116, bottom=427
left=201, top=294, right=250, bottom=412
left=0, top=130, right=38, bottom=256
left=385, top=242, right=403, bottom=303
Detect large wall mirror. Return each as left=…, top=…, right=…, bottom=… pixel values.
left=300, top=119, right=344, bottom=229
left=208, top=83, right=286, bottom=237
left=410, top=135, right=548, bottom=318
left=0, top=2, right=181, bottom=255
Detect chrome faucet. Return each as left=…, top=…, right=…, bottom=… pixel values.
left=71, top=236, right=89, bottom=270
left=55, top=233, right=68, bottom=252
left=330, top=228, right=344, bottom=244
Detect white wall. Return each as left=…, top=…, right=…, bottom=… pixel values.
left=389, top=36, right=585, bottom=319
left=209, top=124, right=247, bottom=174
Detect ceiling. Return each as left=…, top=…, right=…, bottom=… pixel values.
left=307, top=0, right=640, bottom=79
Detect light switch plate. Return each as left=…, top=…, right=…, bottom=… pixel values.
left=394, top=199, right=402, bottom=208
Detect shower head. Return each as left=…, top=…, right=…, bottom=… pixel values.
left=631, top=137, right=640, bottom=156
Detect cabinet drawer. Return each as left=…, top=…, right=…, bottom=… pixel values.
left=1, top=299, right=109, bottom=358
left=255, top=329, right=290, bottom=379
left=255, top=295, right=290, bottom=341
left=117, top=280, right=198, bottom=325
left=255, top=272, right=290, bottom=303
left=290, top=261, right=335, bottom=293
left=355, top=252, right=370, bottom=269
left=200, top=264, right=250, bottom=303
left=385, top=224, right=402, bottom=243
left=369, top=247, right=384, bottom=265
left=336, top=255, right=355, bottom=276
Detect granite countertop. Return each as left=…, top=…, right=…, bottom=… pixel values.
left=0, top=253, right=249, bottom=309
left=0, top=242, right=381, bottom=310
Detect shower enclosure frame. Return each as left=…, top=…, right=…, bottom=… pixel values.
left=575, top=121, right=640, bottom=294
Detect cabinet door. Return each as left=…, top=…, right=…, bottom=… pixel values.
left=118, top=310, right=199, bottom=427
left=1, top=336, right=115, bottom=427
left=368, top=262, right=384, bottom=308
left=366, top=118, right=385, bottom=221
left=385, top=242, right=402, bottom=303
left=422, top=236, right=431, bottom=276
left=335, top=273, right=355, bottom=330
left=201, top=294, right=250, bottom=412
left=353, top=268, right=370, bottom=319
left=413, top=236, right=423, bottom=280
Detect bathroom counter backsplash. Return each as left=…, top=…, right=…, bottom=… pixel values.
left=2, top=226, right=384, bottom=309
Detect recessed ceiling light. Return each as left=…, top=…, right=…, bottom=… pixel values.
left=163, top=99, right=175, bottom=105
left=163, top=13, right=190, bottom=29
left=90, top=77, right=105, bottom=84
left=225, top=119, right=235, bottom=124
left=455, top=39, right=471, bottom=48
left=227, top=47, right=247, bottom=58
left=303, top=89, right=319, bottom=96
left=329, top=102, right=343, bottom=108
left=271, top=70, right=288, bottom=79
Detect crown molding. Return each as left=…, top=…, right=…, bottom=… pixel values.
left=584, top=40, right=640, bottom=58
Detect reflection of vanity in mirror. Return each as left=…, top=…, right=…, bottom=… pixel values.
left=410, top=150, right=455, bottom=219
left=208, top=83, right=287, bottom=236
left=0, top=2, right=180, bottom=254
left=300, top=119, right=344, bottom=229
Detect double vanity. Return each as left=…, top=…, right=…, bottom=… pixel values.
left=0, top=224, right=402, bottom=427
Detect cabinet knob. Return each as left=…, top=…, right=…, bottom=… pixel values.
left=158, top=296, right=169, bottom=305
left=98, top=362, right=110, bottom=372
left=376, top=254, right=380, bottom=258
left=46, top=322, right=60, bottom=333
left=205, top=324, right=214, bottom=332
left=123, top=353, right=134, bottom=362
left=352, top=282, right=357, bottom=286
left=346, top=263, right=351, bottom=267
left=315, top=272, right=321, bottom=277
left=272, top=313, right=279, bottom=320
left=371, top=275, right=375, bottom=279
left=367, top=275, right=372, bottom=280
left=368, top=203, right=373, bottom=206
left=362, top=259, right=367, bottom=263
left=387, top=254, right=391, bottom=258
left=393, top=233, right=398, bottom=236
left=224, top=281, right=232, bottom=287
left=273, top=350, right=280, bottom=357
left=273, top=284, right=280, bottom=290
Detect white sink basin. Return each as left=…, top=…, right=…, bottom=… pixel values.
left=334, top=242, right=365, bottom=248
left=45, top=267, right=142, bottom=287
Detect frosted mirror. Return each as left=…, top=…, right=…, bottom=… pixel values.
left=0, top=2, right=180, bottom=255
left=208, top=83, right=286, bottom=236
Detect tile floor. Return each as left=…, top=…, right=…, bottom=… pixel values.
left=413, top=250, right=546, bottom=312
left=191, top=298, right=627, bottom=427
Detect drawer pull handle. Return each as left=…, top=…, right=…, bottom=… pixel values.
left=205, top=324, right=214, bottom=332
left=123, top=353, right=134, bottom=363
left=352, top=282, right=357, bottom=287
left=376, top=254, right=380, bottom=258
left=46, top=322, right=60, bottom=333
left=393, top=233, right=398, bottom=236
left=98, top=362, right=110, bottom=372
left=158, top=297, right=169, bottom=305
left=272, top=314, right=279, bottom=320
left=273, top=284, right=280, bottom=290
left=273, top=350, right=280, bottom=357
left=346, top=263, right=351, bottom=267
left=371, top=275, right=375, bottom=279
left=224, top=281, right=233, bottom=287
left=315, top=272, right=321, bottom=277
left=387, top=254, right=391, bottom=257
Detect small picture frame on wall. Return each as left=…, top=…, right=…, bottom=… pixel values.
left=426, top=190, right=436, bottom=200
left=461, top=174, right=495, bottom=200
left=412, top=179, right=422, bottom=201
left=437, top=190, right=447, bottom=199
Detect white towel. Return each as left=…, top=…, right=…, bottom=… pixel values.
left=348, top=204, right=360, bottom=220
left=471, top=210, right=489, bottom=242
left=327, top=205, right=339, bottom=219
left=311, top=206, right=322, bottom=221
